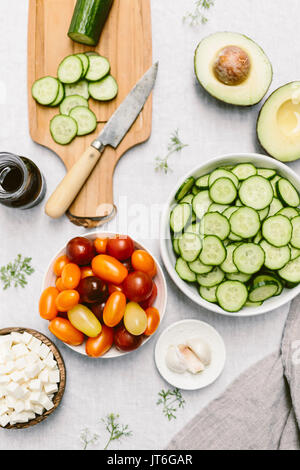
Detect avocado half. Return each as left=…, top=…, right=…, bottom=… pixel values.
left=257, top=82, right=300, bottom=162
left=194, top=32, right=273, bottom=106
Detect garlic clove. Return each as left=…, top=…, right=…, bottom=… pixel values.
left=165, top=345, right=188, bottom=374
left=177, top=344, right=205, bottom=374
left=186, top=337, right=212, bottom=366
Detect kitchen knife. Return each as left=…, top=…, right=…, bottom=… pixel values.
left=45, top=62, right=159, bottom=219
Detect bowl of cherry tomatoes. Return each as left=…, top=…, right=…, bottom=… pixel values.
left=39, top=232, right=167, bottom=358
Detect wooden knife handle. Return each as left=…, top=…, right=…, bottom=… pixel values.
left=45, top=145, right=103, bottom=219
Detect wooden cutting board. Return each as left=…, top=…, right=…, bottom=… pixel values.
left=28, top=0, right=152, bottom=227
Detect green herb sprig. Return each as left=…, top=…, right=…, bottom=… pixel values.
left=102, top=413, right=132, bottom=450
left=157, top=388, right=185, bottom=421
left=155, top=129, right=188, bottom=174
left=80, top=428, right=99, bottom=450
left=0, top=254, right=34, bottom=290
left=183, top=0, right=215, bottom=26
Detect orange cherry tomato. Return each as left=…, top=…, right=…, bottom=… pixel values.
left=86, top=325, right=114, bottom=357
left=103, top=292, right=126, bottom=327
left=55, top=290, right=80, bottom=312
left=53, top=255, right=70, bottom=277
left=61, top=263, right=81, bottom=290
left=39, top=287, right=59, bottom=320
left=56, top=277, right=65, bottom=292
left=94, top=238, right=108, bottom=254
left=147, top=263, right=157, bottom=279
left=108, top=283, right=125, bottom=295
left=92, top=255, right=128, bottom=285
left=80, top=266, right=94, bottom=279
left=144, top=307, right=160, bottom=336
left=131, top=250, right=156, bottom=275
left=49, top=317, right=84, bottom=346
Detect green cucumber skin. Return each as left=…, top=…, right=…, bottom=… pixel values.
left=68, top=0, right=114, bottom=46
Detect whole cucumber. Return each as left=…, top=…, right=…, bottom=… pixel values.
left=68, top=0, right=114, bottom=46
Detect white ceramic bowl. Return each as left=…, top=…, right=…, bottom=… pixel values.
left=160, top=153, right=300, bottom=317
left=43, top=231, right=167, bottom=358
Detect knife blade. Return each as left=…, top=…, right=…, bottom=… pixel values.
left=45, top=62, right=158, bottom=219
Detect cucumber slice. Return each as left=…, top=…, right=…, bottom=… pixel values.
left=58, top=55, right=83, bottom=84
left=200, top=212, right=230, bottom=240
left=291, top=216, right=300, bottom=249
left=290, top=245, right=300, bottom=260
left=262, top=215, right=292, bottom=247
left=195, top=174, right=209, bottom=189
left=235, top=199, right=243, bottom=207
left=180, top=194, right=194, bottom=205
left=199, top=285, right=217, bottom=303
left=208, top=203, right=230, bottom=213
left=257, top=168, right=276, bottom=179
left=69, top=106, right=97, bottom=136
left=199, top=236, right=226, bottom=266
left=64, top=80, right=90, bottom=100
left=278, top=255, right=300, bottom=283
left=184, top=222, right=201, bottom=235
left=260, top=240, right=291, bottom=270
left=85, top=55, right=110, bottom=82
left=271, top=175, right=281, bottom=196
left=178, top=233, right=202, bottom=263
left=59, top=95, right=89, bottom=116
left=276, top=178, right=300, bottom=207
left=232, top=163, right=257, bottom=180
left=50, top=82, right=65, bottom=107
left=278, top=207, right=299, bottom=219
left=253, top=273, right=283, bottom=296
left=221, top=244, right=239, bottom=274
left=197, top=267, right=225, bottom=287
left=89, top=75, right=118, bottom=101
left=239, top=176, right=273, bottom=210
left=175, top=177, right=195, bottom=202
left=216, top=281, right=248, bottom=312
left=172, top=238, right=180, bottom=256
left=76, top=53, right=90, bottom=77
left=226, top=272, right=252, bottom=282
left=230, top=207, right=260, bottom=238
left=193, top=191, right=212, bottom=219
left=245, top=300, right=263, bottom=307
left=170, top=203, right=192, bottom=233
left=192, top=186, right=200, bottom=195
left=268, top=197, right=283, bottom=217
left=258, top=206, right=270, bottom=221
left=189, top=259, right=213, bottom=274
left=253, top=231, right=263, bottom=244
left=50, top=115, right=78, bottom=145
left=209, top=169, right=239, bottom=188
left=32, top=77, right=59, bottom=106
left=233, top=243, right=265, bottom=274
left=209, top=177, right=237, bottom=204
left=248, top=281, right=278, bottom=302
left=223, top=206, right=239, bottom=219
left=175, top=258, right=196, bottom=283
left=228, top=232, right=242, bottom=242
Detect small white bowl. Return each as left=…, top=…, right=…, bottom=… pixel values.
left=160, top=153, right=300, bottom=317
left=155, top=319, right=226, bottom=390
left=43, top=231, right=167, bottom=358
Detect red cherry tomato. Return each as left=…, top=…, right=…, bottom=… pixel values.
left=103, top=292, right=126, bottom=328
left=108, top=283, right=125, bottom=295
left=53, top=255, right=70, bottom=277
left=49, top=317, right=84, bottom=346
left=80, top=266, right=94, bottom=279
left=94, top=238, right=108, bottom=254
left=131, top=250, right=156, bottom=275
left=144, top=307, right=160, bottom=336
left=91, top=301, right=106, bottom=322
left=55, top=290, right=80, bottom=312
left=122, top=271, right=153, bottom=303
left=114, top=324, right=143, bottom=352
left=86, top=325, right=114, bottom=357
left=107, top=236, right=134, bottom=261
left=39, top=287, right=59, bottom=320
left=92, top=255, right=128, bottom=285
left=122, top=259, right=134, bottom=273
left=56, top=277, right=65, bottom=292
left=61, top=263, right=81, bottom=290
left=77, top=276, right=108, bottom=304
left=140, top=282, right=158, bottom=310
left=66, top=237, right=95, bottom=266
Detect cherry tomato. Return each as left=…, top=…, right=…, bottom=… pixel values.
left=122, top=271, right=153, bottom=303
left=108, top=283, right=125, bottom=295
left=144, top=307, right=160, bottom=336
left=147, top=263, right=157, bottom=279
left=55, top=290, right=80, bottom=312
left=122, top=259, right=134, bottom=273
left=86, top=325, right=114, bottom=357
left=58, top=311, right=68, bottom=319
left=131, top=250, right=156, bottom=275
left=53, top=255, right=70, bottom=277
left=92, top=255, right=128, bottom=285
left=94, top=238, right=108, bottom=254
left=91, top=302, right=106, bottom=322
left=77, top=276, right=108, bottom=304
left=140, top=282, right=158, bottom=310
left=39, top=287, right=59, bottom=320
left=49, top=317, right=84, bottom=346
left=124, top=302, right=147, bottom=336
left=61, top=263, right=81, bottom=290
left=80, top=266, right=94, bottom=279
left=68, top=304, right=102, bottom=337
left=103, top=292, right=126, bottom=328
left=66, top=237, right=95, bottom=266
left=107, top=236, right=134, bottom=261
left=56, top=277, right=65, bottom=292
left=114, top=324, right=143, bottom=352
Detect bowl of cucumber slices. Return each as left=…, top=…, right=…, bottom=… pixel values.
left=160, top=153, right=300, bottom=316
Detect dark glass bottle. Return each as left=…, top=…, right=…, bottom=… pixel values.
left=0, top=152, right=46, bottom=209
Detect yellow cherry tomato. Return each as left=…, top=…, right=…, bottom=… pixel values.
left=68, top=304, right=102, bottom=338
left=124, top=302, right=147, bottom=336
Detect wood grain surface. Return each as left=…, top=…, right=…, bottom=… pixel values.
left=28, top=0, right=153, bottom=227
left=0, top=327, right=66, bottom=430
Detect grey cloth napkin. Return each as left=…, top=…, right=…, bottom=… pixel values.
left=167, top=296, right=300, bottom=450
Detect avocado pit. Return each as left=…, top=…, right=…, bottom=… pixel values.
left=213, top=45, right=251, bottom=86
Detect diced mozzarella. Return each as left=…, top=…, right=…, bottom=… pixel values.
left=14, top=400, right=25, bottom=413
left=0, top=402, right=9, bottom=416
left=15, top=357, right=27, bottom=370
left=40, top=394, right=54, bottom=411
left=33, top=404, right=44, bottom=416
left=48, top=370, right=60, bottom=384
left=27, top=337, right=42, bottom=353
left=11, top=343, right=28, bottom=359
left=0, top=413, right=10, bottom=427
left=38, top=344, right=51, bottom=359
left=0, top=361, right=14, bottom=374
left=38, top=369, right=49, bottom=384
left=0, top=375, right=11, bottom=385
left=10, top=370, right=26, bottom=384
left=10, top=332, right=24, bottom=344
left=29, top=379, right=42, bottom=392
left=24, top=363, right=40, bottom=380
left=6, top=382, right=25, bottom=399
left=21, top=333, right=33, bottom=345
left=29, top=391, right=42, bottom=404
left=44, top=383, right=58, bottom=395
